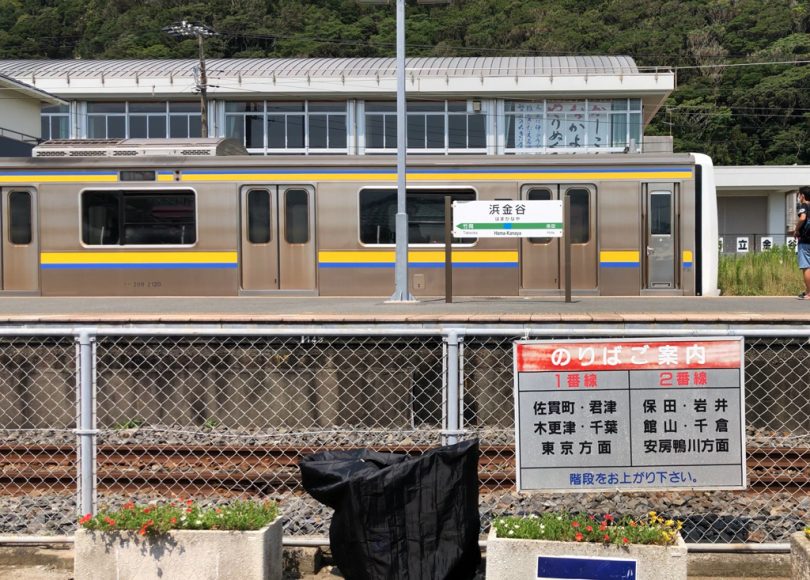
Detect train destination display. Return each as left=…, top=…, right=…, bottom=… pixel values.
left=452, top=200, right=563, bottom=238
left=513, top=338, right=746, bottom=491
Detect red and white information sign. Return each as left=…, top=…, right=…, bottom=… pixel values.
left=513, top=337, right=746, bottom=492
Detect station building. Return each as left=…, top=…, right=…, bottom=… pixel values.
left=0, top=56, right=805, bottom=248
left=0, top=72, right=65, bottom=156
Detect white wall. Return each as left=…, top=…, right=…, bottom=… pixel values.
left=0, top=94, right=41, bottom=138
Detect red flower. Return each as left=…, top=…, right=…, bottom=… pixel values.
left=622, top=537, right=629, bottom=544
left=143, top=507, right=152, bottom=515
left=79, top=513, right=92, bottom=525
left=585, top=525, right=593, bottom=532
left=103, top=517, right=116, bottom=526
left=186, top=499, right=193, bottom=506
left=186, top=508, right=193, bottom=514
left=629, top=520, right=637, bottom=527
left=603, top=534, right=610, bottom=542
left=122, top=502, right=135, bottom=510
left=599, top=523, right=608, bottom=532
left=604, top=514, right=614, bottom=522
left=170, top=517, right=177, bottom=524
left=575, top=532, right=584, bottom=542
left=571, top=521, right=580, bottom=528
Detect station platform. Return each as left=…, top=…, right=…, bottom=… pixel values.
left=0, top=295, right=806, bottom=325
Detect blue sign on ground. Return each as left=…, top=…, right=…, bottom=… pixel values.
left=537, top=555, right=636, bottom=579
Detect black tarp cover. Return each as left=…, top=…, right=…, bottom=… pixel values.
left=299, top=439, right=481, bottom=580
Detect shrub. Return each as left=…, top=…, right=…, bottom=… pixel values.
left=78, top=499, right=278, bottom=536
left=492, top=512, right=681, bottom=546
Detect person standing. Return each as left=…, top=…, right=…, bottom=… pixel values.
left=795, top=186, right=810, bottom=299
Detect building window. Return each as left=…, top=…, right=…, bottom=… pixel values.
left=41, top=105, right=69, bottom=140
left=87, top=102, right=126, bottom=139
left=169, top=102, right=202, bottom=138
left=84, top=102, right=201, bottom=140
left=505, top=98, right=642, bottom=153
left=359, top=188, right=475, bottom=245
left=82, top=190, right=196, bottom=245
left=128, top=102, right=167, bottom=139
left=225, top=101, right=348, bottom=154
left=8, top=191, right=32, bottom=245
left=365, top=100, right=486, bottom=154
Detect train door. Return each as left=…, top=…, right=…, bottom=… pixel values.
left=644, top=185, right=677, bottom=289
left=520, top=185, right=560, bottom=290
left=520, top=184, right=597, bottom=293
left=239, top=185, right=316, bottom=292
left=0, top=188, right=39, bottom=293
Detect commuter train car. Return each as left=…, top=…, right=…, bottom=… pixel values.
left=0, top=139, right=718, bottom=297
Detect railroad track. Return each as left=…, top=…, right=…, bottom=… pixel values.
left=0, top=444, right=808, bottom=495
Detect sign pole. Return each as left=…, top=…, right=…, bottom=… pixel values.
left=564, top=194, right=572, bottom=303
left=445, top=196, right=452, bottom=304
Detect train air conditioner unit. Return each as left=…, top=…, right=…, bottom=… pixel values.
left=32, top=138, right=248, bottom=158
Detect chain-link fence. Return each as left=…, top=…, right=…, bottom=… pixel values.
left=0, top=328, right=806, bottom=543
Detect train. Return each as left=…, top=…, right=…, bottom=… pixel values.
left=0, top=139, right=718, bottom=297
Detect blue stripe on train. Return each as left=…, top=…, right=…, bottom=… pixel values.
left=41, top=263, right=238, bottom=270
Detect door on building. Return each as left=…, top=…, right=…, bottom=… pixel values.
left=520, top=184, right=597, bottom=292
left=644, top=185, right=676, bottom=289
left=0, top=188, right=39, bottom=292
left=239, top=185, right=316, bottom=292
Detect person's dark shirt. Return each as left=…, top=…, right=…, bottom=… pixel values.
left=798, top=202, right=809, bottom=242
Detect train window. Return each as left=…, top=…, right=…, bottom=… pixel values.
left=527, top=188, right=553, bottom=244
left=650, top=192, right=672, bottom=235
left=248, top=189, right=271, bottom=244
left=566, top=188, right=590, bottom=244
left=8, top=191, right=32, bottom=245
left=82, top=190, right=196, bottom=245
left=359, top=188, right=476, bottom=245
left=285, top=189, right=309, bottom=244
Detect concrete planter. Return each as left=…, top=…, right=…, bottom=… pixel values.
left=792, top=532, right=810, bottom=580
left=74, top=518, right=282, bottom=580
left=485, top=527, right=687, bottom=580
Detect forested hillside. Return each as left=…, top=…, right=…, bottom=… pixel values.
left=1, top=0, right=809, bottom=165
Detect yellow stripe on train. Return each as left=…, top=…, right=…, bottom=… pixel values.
left=599, top=250, right=641, bottom=263
left=318, top=250, right=519, bottom=264
left=40, top=251, right=238, bottom=264
left=180, top=171, right=692, bottom=182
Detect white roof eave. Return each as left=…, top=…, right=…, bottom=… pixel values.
left=14, top=72, right=675, bottom=100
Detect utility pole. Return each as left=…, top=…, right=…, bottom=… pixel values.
left=163, top=21, right=217, bottom=137
left=356, top=0, right=451, bottom=303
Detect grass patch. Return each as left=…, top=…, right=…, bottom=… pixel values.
left=718, top=246, right=805, bottom=296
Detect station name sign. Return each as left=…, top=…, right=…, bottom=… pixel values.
left=513, top=338, right=746, bottom=492
left=452, top=200, right=563, bottom=238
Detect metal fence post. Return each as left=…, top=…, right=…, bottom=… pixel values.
left=76, top=331, right=96, bottom=516
left=443, top=330, right=462, bottom=446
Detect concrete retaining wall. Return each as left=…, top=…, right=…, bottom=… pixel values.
left=485, top=527, right=687, bottom=580
left=74, top=519, right=282, bottom=580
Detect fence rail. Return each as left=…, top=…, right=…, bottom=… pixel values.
left=0, top=326, right=806, bottom=543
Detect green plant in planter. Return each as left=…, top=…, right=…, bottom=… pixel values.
left=79, top=499, right=278, bottom=537
left=492, top=511, right=681, bottom=546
